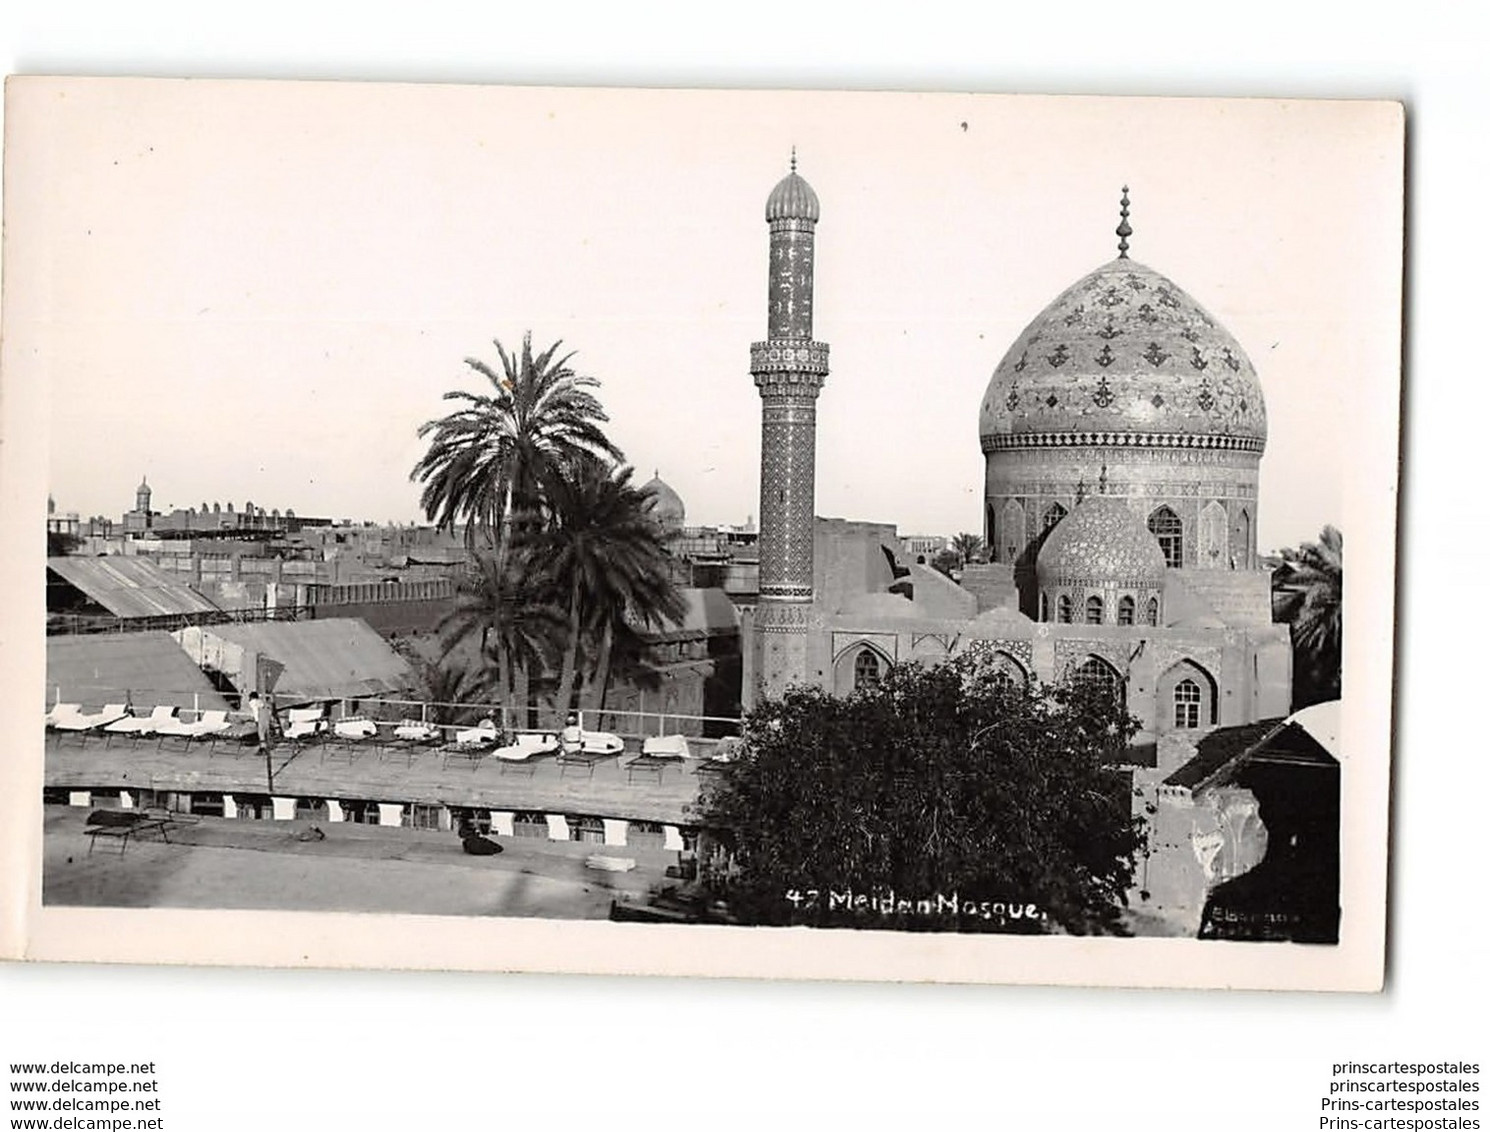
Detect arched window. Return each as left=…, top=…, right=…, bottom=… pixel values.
left=1042, top=502, right=1068, bottom=532
left=1145, top=596, right=1160, bottom=626
left=1117, top=595, right=1136, bottom=626
left=1174, top=678, right=1202, bottom=729
left=988, top=651, right=1027, bottom=693
left=1071, top=656, right=1122, bottom=702
left=1039, top=592, right=1050, bottom=622
left=1148, top=506, right=1183, bottom=568
left=853, top=648, right=883, bottom=691
left=1237, top=509, right=1252, bottom=569
left=1085, top=595, right=1104, bottom=624
left=1057, top=594, right=1073, bottom=623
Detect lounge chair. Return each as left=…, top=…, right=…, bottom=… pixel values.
left=282, top=707, right=326, bottom=744
left=53, top=703, right=129, bottom=743
left=582, top=731, right=626, bottom=756
left=44, top=703, right=83, bottom=729
left=491, top=731, right=556, bottom=760
left=491, top=731, right=557, bottom=776
left=642, top=734, right=691, bottom=759
left=333, top=718, right=379, bottom=741
left=442, top=719, right=502, bottom=769
left=102, top=705, right=179, bottom=747
left=156, top=709, right=233, bottom=751
left=453, top=719, right=500, bottom=749
left=558, top=730, right=625, bottom=779
left=393, top=720, right=441, bottom=743
left=627, top=736, right=691, bottom=784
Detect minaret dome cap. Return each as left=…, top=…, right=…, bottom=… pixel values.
left=765, top=159, right=820, bottom=223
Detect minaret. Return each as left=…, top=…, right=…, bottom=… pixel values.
left=135, top=476, right=151, bottom=514
left=750, top=153, right=829, bottom=699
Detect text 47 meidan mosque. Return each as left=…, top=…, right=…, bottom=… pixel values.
left=740, top=160, right=1293, bottom=779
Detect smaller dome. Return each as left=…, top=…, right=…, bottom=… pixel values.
left=641, top=473, right=686, bottom=530
left=1037, top=496, right=1166, bottom=587
left=765, top=170, right=820, bottom=223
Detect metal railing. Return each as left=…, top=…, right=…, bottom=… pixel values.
left=44, top=685, right=743, bottom=744
left=46, top=605, right=315, bottom=636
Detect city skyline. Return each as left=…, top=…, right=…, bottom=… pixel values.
left=29, top=83, right=1399, bottom=551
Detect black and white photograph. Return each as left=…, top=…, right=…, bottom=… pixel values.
left=7, top=3, right=1490, bottom=1126
left=1, top=79, right=1402, bottom=992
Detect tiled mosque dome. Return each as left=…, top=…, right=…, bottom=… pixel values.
left=979, top=258, right=1267, bottom=452
left=641, top=473, right=686, bottom=531
left=1037, top=495, right=1167, bottom=587
left=765, top=169, right=820, bottom=222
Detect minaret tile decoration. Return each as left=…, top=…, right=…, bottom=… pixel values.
left=751, top=156, right=829, bottom=698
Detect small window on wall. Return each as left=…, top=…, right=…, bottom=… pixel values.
left=1057, top=595, right=1073, bottom=623
left=1145, top=596, right=1160, bottom=626
left=1085, top=595, right=1104, bottom=624
left=1042, top=502, right=1068, bottom=532
left=1148, top=506, right=1184, bottom=568
left=1039, top=593, right=1050, bottom=622
left=1174, top=678, right=1202, bottom=729
left=1118, top=596, right=1136, bottom=626
left=854, top=648, right=883, bottom=691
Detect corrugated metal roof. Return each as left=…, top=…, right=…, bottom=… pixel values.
left=46, top=631, right=232, bottom=712
left=48, top=556, right=221, bottom=619
left=176, top=617, right=410, bottom=700
left=1166, top=703, right=1340, bottom=792
left=1164, top=719, right=1285, bottom=790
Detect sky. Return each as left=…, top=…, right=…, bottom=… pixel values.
left=16, top=81, right=1401, bottom=553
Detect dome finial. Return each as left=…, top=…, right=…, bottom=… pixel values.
left=1116, top=185, right=1132, bottom=259
left=790, top=146, right=797, bottom=174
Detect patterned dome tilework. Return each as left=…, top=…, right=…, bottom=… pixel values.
left=1037, top=495, right=1168, bottom=585
left=980, top=258, right=1267, bottom=446
left=765, top=172, right=820, bottom=222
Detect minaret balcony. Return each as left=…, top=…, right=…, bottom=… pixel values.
left=750, top=339, right=830, bottom=378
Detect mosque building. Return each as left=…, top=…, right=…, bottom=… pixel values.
left=739, top=165, right=1292, bottom=774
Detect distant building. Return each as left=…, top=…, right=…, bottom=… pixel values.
left=899, top=534, right=950, bottom=560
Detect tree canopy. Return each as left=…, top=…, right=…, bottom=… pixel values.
left=1273, top=525, right=1342, bottom=707
left=701, top=655, right=1144, bottom=935
left=410, top=333, right=622, bottom=552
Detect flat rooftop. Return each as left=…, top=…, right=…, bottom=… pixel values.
left=44, top=732, right=710, bottom=825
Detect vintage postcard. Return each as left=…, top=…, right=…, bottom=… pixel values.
left=0, top=78, right=1403, bottom=990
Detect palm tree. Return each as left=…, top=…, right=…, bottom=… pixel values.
left=437, top=550, right=565, bottom=713
left=532, top=456, right=687, bottom=720
left=951, top=532, right=985, bottom=568
left=1273, top=525, right=1342, bottom=706
left=410, top=333, right=622, bottom=555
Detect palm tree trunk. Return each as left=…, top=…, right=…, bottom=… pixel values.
left=588, top=619, right=615, bottom=716
left=555, top=575, right=583, bottom=725
left=494, top=641, right=509, bottom=726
